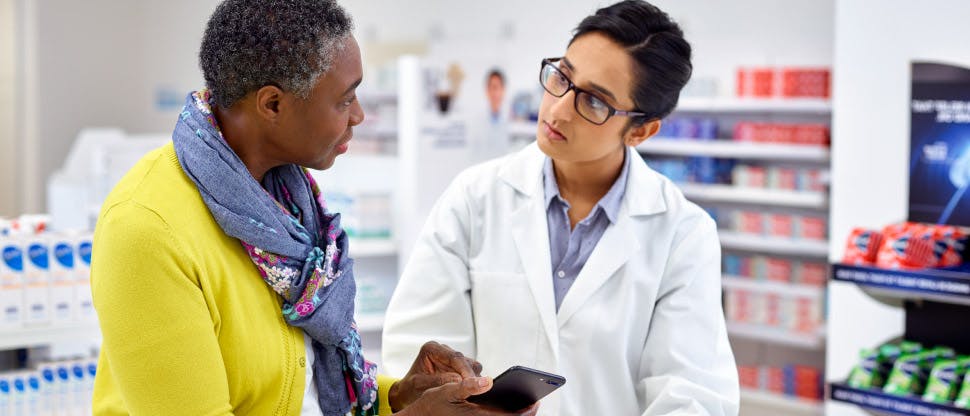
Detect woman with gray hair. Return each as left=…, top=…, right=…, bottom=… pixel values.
left=89, top=1, right=534, bottom=415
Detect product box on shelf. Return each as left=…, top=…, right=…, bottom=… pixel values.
left=23, top=238, right=51, bottom=324
left=74, top=234, right=95, bottom=322
left=49, top=236, right=76, bottom=323
left=0, top=239, right=24, bottom=328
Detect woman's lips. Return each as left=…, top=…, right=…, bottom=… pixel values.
left=543, top=122, right=567, bottom=142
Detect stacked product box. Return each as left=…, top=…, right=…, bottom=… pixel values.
left=732, top=165, right=827, bottom=192
left=724, top=288, right=824, bottom=333
left=723, top=253, right=828, bottom=286
left=0, top=358, right=97, bottom=415
left=733, top=122, right=829, bottom=146
left=737, top=364, right=824, bottom=401
left=726, top=209, right=828, bottom=241
left=0, top=217, right=96, bottom=328
left=736, top=67, right=831, bottom=98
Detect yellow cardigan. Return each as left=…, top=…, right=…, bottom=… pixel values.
left=91, top=143, right=395, bottom=415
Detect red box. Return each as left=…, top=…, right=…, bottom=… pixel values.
left=769, top=214, right=795, bottom=238
left=766, top=258, right=792, bottom=282
left=792, top=124, right=830, bottom=146
left=737, top=68, right=776, bottom=97
left=738, top=211, right=765, bottom=234
left=798, top=261, right=828, bottom=286
left=746, top=166, right=768, bottom=188
left=780, top=68, right=831, bottom=98
left=798, top=216, right=827, bottom=240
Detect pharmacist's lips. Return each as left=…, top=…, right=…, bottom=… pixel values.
left=544, top=122, right=567, bottom=141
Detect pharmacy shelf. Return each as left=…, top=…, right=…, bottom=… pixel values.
left=680, top=183, right=828, bottom=209
left=722, top=276, right=825, bottom=299
left=676, top=97, right=831, bottom=114
left=509, top=121, right=538, bottom=137
left=727, top=322, right=826, bottom=350
left=349, top=239, right=397, bottom=258
left=637, top=138, right=830, bottom=162
left=356, top=314, right=385, bottom=332
left=830, top=382, right=970, bottom=416
left=741, top=388, right=823, bottom=415
left=718, top=232, right=829, bottom=258
left=0, top=322, right=101, bottom=350
left=832, top=263, right=970, bottom=306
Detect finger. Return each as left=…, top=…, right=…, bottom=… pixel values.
left=468, top=358, right=484, bottom=376
left=446, top=376, right=491, bottom=401
left=411, top=373, right=462, bottom=391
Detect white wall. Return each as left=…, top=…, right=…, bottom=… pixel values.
left=0, top=0, right=16, bottom=216
left=827, top=1, right=970, bottom=414
left=21, top=0, right=833, bottom=213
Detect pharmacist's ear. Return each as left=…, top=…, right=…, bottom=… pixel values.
left=624, top=119, right=660, bottom=147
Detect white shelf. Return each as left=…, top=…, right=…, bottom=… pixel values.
left=680, top=183, right=828, bottom=209
left=349, top=239, right=396, bottom=257
left=676, top=97, right=831, bottom=114
left=637, top=138, right=830, bottom=162
left=741, top=388, right=823, bottom=415
left=722, top=276, right=825, bottom=298
left=356, top=313, right=385, bottom=332
left=0, top=322, right=101, bottom=350
left=508, top=121, right=538, bottom=137
left=718, top=232, right=829, bottom=258
left=727, top=322, right=826, bottom=350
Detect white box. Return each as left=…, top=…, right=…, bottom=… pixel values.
left=74, top=235, right=95, bottom=322
left=0, top=239, right=25, bottom=328
left=49, top=237, right=76, bottom=323
left=23, top=238, right=52, bottom=324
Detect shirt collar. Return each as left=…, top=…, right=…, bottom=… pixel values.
left=542, top=150, right=631, bottom=224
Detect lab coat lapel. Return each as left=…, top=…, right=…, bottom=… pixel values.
left=500, top=144, right=561, bottom=360
left=510, top=195, right=561, bottom=361
left=556, top=211, right=640, bottom=328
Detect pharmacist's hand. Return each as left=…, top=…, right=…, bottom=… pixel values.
left=388, top=341, right=484, bottom=411
left=395, top=377, right=539, bottom=416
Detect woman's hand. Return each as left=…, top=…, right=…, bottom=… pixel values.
left=394, top=377, right=539, bottom=416
left=388, top=341, right=484, bottom=411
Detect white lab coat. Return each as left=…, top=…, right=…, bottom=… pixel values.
left=382, top=143, right=739, bottom=416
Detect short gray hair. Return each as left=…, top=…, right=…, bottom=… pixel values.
left=199, top=0, right=354, bottom=108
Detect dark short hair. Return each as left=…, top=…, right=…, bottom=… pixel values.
left=199, top=0, right=354, bottom=108
left=570, top=0, right=692, bottom=124
left=486, top=69, right=505, bottom=85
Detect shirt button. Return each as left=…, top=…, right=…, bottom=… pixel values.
left=557, top=270, right=566, bottom=278
left=299, top=357, right=306, bottom=368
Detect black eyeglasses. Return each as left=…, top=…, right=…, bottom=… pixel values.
left=539, top=57, right=647, bottom=125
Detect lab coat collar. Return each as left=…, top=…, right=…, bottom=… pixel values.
left=498, top=143, right=668, bottom=218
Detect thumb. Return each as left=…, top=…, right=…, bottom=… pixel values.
left=446, top=377, right=492, bottom=401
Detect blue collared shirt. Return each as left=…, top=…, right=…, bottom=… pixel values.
left=543, top=151, right=630, bottom=310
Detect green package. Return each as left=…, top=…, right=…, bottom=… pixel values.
left=955, top=368, right=970, bottom=408
left=922, top=359, right=963, bottom=403
left=900, top=341, right=924, bottom=354
left=848, top=348, right=883, bottom=389
left=884, top=353, right=927, bottom=396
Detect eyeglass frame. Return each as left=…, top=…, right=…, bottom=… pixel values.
left=539, top=57, right=648, bottom=125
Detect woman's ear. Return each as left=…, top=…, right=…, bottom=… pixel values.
left=254, top=85, right=285, bottom=122
left=624, top=119, right=661, bottom=147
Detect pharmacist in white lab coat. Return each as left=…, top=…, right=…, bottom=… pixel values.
left=382, top=1, right=739, bottom=415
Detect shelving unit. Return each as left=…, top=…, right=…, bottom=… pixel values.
left=679, top=183, right=828, bottom=209
left=646, top=96, right=832, bottom=415
left=722, top=276, right=825, bottom=299
left=676, top=97, right=832, bottom=114
left=0, top=323, right=101, bottom=350
left=831, top=382, right=970, bottom=416
left=741, top=388, right=823, bottom=415
left=349, top=238, right=397, bottom=258
left=718, top=232, right=829, bottom=258
left=727, top=322, right=826, bottom=350
left=638, top=138, right=830, bottom=162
